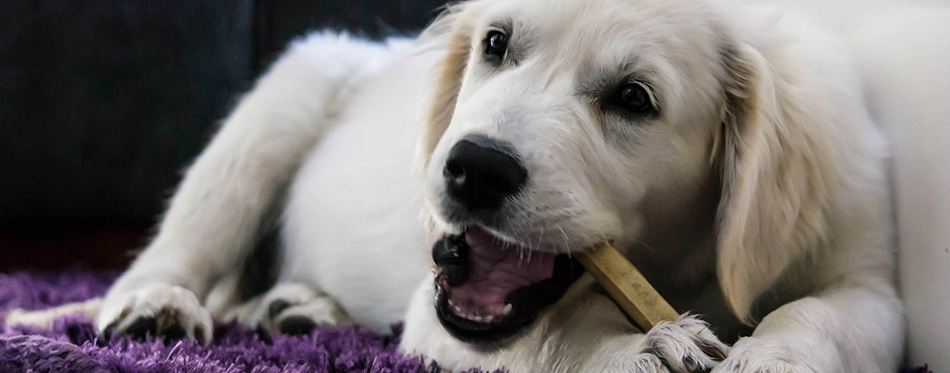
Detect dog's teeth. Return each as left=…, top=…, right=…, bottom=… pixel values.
left=447, top=300, right=503, bottom=323
left=502, top=304, right=513, bottom=314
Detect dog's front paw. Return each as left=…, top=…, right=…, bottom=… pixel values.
left=712, top=337, right=812, bottom=373
left=97, top=284, right=213, bottom=344
left=615, top=314, right=729, bottom=373
left=248, top=283, right=351, bottom=336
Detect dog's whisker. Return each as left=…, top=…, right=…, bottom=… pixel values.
left=634, top=238, right=657, bottom=253
left=556, top=224, right=571, bottom=253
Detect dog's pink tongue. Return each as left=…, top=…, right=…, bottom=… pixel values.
left=448, top=228, right=555, bottom=316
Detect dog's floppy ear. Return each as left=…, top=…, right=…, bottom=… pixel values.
left=417, top=4, right=477, bottom=169
left=713, top=41, right=837, bottom=324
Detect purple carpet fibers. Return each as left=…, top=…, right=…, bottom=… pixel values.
left=0, top=270, right=932, bottom=372
left=0, top=270, right=460, bottom=372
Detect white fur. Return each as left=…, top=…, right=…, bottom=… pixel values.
left=6, top=0, right=911, bottom=372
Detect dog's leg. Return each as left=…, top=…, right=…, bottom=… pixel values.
left=712, top=280, right=903, bottom=373
left=97, top=33, right=394, bottom=342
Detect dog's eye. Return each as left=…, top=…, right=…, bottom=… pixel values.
left=608, top=82, right=656, bottom=115
left=483, top=31, right=509, bottom=62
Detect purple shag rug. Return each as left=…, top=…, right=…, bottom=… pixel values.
left=0, top=270, right=932, bottom=372
left=0, top=270, right=472, bottom=372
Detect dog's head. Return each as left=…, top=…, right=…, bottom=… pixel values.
left=418, top=0, right=839, bottom=346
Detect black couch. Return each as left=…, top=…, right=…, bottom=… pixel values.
left=0, top=0, right=448, bottom=269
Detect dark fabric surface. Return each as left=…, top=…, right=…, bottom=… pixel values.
left=254, top=0, right=451, bottom=72
left=0, top=0, right=255, bottom=227
left=0, top=0, right=449, bottom=229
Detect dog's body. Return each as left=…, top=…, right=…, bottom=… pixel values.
left=84, top=0, right=905, bottom=371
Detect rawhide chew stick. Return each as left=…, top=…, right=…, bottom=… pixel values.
left=575, top=242, right=679, bottom=331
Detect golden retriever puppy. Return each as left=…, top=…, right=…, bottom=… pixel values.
left=37, top=0, right=901, bottom=371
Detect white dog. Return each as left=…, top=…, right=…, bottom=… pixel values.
left=22, top=0, right=906, bottom=371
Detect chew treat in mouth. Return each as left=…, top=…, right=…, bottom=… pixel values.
left=574, top=242, right=679, bottom=332
left=432, top=227, right=582, bottom=344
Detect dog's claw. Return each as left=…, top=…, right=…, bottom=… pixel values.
left=699, top=342, right=729, bottom=361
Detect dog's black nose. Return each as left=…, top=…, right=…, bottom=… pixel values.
left=444, top=138, right=527, bottom=211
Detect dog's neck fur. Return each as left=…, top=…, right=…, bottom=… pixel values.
left=612, top=169, right=752, bottom=341
left=623, top=168, right=722, bottom=312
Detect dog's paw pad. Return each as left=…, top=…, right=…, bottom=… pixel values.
left=193, top=326, right=207, bottom=344
left=124, top=316, right=157, bottom=339
left=162, top=324, right=187, bottom=341
left=278, top=315, right=318, bottom=336
left=268, top=297, right=351, bottom=333
left=98, top=285, right=213, bottom=344
left=249, top=283, right=351, bottom=335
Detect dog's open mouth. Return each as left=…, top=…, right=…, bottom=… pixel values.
left=432, top=227, right=583, bottom=345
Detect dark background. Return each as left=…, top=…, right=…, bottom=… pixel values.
left=0, top=0, right=449, bottom=271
